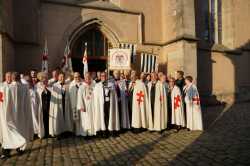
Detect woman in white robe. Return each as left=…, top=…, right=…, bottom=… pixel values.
left=183, top=76, right=203, bottom=131
left=77, top=73, right=95, bottom=136
left=169, top=77, right=186, bottom=131
left=36, top=72, right=50, bottom=138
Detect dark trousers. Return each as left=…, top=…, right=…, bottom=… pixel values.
left=42, top=91, right=50, bottom=137
left=167, top=94, right=172, bottom=128
left=43, top=111, right=49, bottom=137
left=2, top=149, right=10, bottom=156
left=118, top=101, right=122, bottom=128
left=104, top=102, right=110, bottom=130
left=128, top=95, right=133, bottom=126
left=183, top=102, right=187, bottom=127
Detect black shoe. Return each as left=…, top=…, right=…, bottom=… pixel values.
left=111, top=131, right=119, bottom=137
left=16, top=148, right=24, bottom=155
left=0, top=154, right=10, bottom=159
left=33, top=134, right=39, bottom=140
left=102, top=131, right=109, bottom=139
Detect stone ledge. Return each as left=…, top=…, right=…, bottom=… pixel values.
left=197, top=42, right=249, bottom=55
left=201, top=91, right=250, bottom=106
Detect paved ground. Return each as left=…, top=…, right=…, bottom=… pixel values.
left=1, top=102, right=250, bottom=166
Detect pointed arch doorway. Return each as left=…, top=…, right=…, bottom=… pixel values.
left=70, top=24, right=112, bottom=74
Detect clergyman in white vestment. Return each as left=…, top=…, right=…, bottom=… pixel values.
left=77, top=72, right=96, bottom=136
left=49, top=73, right=73, bottom=137
left=93, top=72, right=120, bottom=138
left=69, top=72, right=82, bottom=135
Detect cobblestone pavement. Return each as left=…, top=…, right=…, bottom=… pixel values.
left=1, top=102, right=250, bottom=166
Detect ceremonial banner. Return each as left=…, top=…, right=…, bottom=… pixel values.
left=62, top=40, right=73, bottom=73
left=109, top=48, right=131, bottom=70
left=41, top=39, right=48, bottom=73
left=82, top=42, right=88, bottom=76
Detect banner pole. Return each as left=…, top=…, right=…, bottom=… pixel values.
left=107, top=43, right=110, bottom=79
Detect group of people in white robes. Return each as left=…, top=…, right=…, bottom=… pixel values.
left=0, top=69, right=203, bottom=159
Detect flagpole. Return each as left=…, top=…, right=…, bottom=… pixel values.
left=42, top=37, right=49, bottom=74
left=83, top=42, right=88, bottom=77
left=107, top=42, right=109, bottom=79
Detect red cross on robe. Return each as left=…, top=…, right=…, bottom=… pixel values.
left=0, top=92, right=4, bottom=102
left=136, top=91, right=144, bottom=105
left=192, top=96, right=200, bottom=105
left=174, top=95, right=181, bottom=110
left=42, top=55, right=48, bottom=61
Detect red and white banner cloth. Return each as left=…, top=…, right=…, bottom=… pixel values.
left=62, top=40, right=73, bottom=73
left=42, top=39, right=48, bottom=73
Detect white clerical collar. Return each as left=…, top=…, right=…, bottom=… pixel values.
left=74, top=80, right=81, bottom=85
left=11, top=81, right=17, bottom=85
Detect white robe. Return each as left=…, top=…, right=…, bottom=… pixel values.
left=93, top=81, right=120, bottom=132
left=69, top=80, right=82, bottom=135
left=49, top=82, right=73, bottom=136
left=30, top=86, right=45, bottom=138
left=132, top=80, right=151, bottom=129
left=152, top=82, right=168, bottom=131
left=0, top=84, right=26, bottom=149
left=21, top=78, right=28, bottom=85
left=34, top=83, right=46, bottom=138
left=184, top=84, right=203, bottom=131
left=9, top=81, right=34, bottom=142
left=118, top=79, right=130, bottom=129
left=48, top=78, right=57, bottom=88
left=171, top=86, right=185, bottom=127
left=77, top=82, right=95, bottom=136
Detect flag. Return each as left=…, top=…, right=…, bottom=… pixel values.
left=42, top=39, right=48, bottom=73
left=82, top=42, right=88, bottom=76
left=140, top=52, right=158, bottom=73
left=62, top=40, right=73, bottom=73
